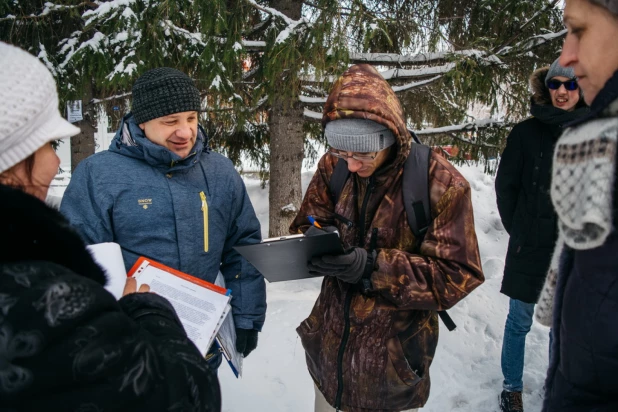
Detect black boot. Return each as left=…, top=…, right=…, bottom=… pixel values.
left=499, top=390, right=523, bottom=412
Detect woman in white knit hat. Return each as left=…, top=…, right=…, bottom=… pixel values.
left=0, top=42, right=222, bottom=411
left=0, top=44, right=80, bottom=198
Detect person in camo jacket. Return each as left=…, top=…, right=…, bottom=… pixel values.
left=289, top=64, right=485, bottom=412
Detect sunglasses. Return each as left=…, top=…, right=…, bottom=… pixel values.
left=547, top=79, right=579, bottom=91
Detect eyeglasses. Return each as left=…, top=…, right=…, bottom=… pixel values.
left=547, top=79, right=579, bottom=91
left=328, top=149, right=378, bottom=162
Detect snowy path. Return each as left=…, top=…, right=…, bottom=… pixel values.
left=221, top=164, right=550, bottom=412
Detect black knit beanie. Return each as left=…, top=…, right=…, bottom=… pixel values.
left=131, top=67, right=201, bottom=124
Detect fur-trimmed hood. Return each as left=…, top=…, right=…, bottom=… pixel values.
left=531, top=66, right=553, bottom=106
left=0, top=184, right=107, bottom=285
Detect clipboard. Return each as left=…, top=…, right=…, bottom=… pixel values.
left=234, top=232, right=345, bottom=282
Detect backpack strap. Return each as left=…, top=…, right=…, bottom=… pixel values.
left=402, top=143, right=432, bottom=239
left=329, top=158, right=350, bottom=205
left=403, top=140, right=457, bottom=332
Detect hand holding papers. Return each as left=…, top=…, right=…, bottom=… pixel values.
left=128, top=257, right=232, bottom=357
left=234, top=230, right=345, bottom=282
left=87, top=244, right=242, bottom=377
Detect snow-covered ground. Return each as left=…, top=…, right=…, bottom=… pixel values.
left=219, top=162, right=551, bottom=412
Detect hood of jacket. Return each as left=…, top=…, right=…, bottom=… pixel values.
left=530, top=66, right=553, bottom=106
left=108, top=113, right=210, bottom=172
left=0, top=184, right=107, bottom=285
left=322, top=64, right=411, bottom=170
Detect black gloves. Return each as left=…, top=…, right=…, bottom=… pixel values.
left=304, top=225, right=338, bottom=237
left=235, top=328, right=258, bottom=357
left=308, top=247, right=368, bottom=284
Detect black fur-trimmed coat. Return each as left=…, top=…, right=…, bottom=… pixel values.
left=0, top=184, right=221, bottom=411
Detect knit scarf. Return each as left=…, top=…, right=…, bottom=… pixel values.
left=551, top=94, right=618, bottom=250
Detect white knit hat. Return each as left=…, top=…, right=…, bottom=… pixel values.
left=0, top=42, right=81, bottom=173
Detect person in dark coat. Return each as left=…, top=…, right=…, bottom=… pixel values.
left=495, top=58, right=588, bottom=412
left=0, top=41, right=221, bottom=411
left=536, top=0, right=618, bottom=410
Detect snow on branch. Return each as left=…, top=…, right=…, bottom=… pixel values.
left=303, top=109, right=323, bottom=120
left=447, top=132, right=501, bottom=149
left=492, top=0, right=562, bottom=54
left=0, top=1, right=93, bottom=22
left=91, top=91, right=132, bottom=104
left=416, top=118, right=508, bottom=141
left=162, top=20, right=205, bottom=46
left=300, top=74, right=443, bottom=105
left=243, top=0, right=311, bottom=44
left=349, top=50, right=485, bottom=65
left=300, top=63, right=456, bottom=83
left=392, top=75, right=443, bottom=92
left=498, top=29, right=567, bottom=56
left=299, top=95, right=327, bottom=104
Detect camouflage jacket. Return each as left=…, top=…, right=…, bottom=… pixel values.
left=290, top=64, right=484, bottom=412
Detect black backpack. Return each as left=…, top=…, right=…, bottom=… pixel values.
left=328, top=132, right=456, bottom=331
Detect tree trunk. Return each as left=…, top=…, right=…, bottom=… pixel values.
left=71, top=81, right=96, bottom=172
left=267, top=0, right=304, bottom=237
left=268, top=102, right=304, bottom=237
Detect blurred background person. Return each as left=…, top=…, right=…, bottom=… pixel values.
left=495, top=57, right=587, bottom=412
left=538, top=0, right=618, bottom=410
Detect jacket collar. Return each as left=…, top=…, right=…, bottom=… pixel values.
left=0, top=184, right=107, bottom=286
left=109, top=114, right=210, bottom=172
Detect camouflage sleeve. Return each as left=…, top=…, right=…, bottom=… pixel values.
left=370, top=174, right=484, bottom=310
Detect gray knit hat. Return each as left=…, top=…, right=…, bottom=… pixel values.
left=131, top=67, right=201, bottom=124
left=545, top=58, right=576, bottom=87
left=325, top=119, right=395, bottom=152
left=589, top=0, right=618, bottom=15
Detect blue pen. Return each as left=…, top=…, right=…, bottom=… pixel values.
left=307, top=215, right=323, bottom=228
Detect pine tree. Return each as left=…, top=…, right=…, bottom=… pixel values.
left=1, top=0, right=565, bottom=234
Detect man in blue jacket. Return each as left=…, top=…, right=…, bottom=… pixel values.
left=60, top=67, right=266, bottom=364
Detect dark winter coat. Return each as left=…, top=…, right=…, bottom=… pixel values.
left=495, top=67, right=588, bottom=303
left=543, top=70, right=618, bottom=412
left=60, top=114, right=266, bottom=332
left=0, top=184, right=221, bottom=411
left=289, top=64, right=484, bottom=412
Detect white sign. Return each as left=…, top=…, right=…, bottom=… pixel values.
left=66, top=100, right=83, bottom=123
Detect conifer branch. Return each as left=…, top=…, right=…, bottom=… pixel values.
left=243, top=0, right=311, bottom=44
left=492, top=0, right=562, bottom=54
left=0, top=1, right=94, bottom=22
left=446, top=133, right=501, bottom=149
left=416, top=118, right=509, bottom=140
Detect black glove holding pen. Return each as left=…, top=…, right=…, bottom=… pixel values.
left=304, top=224, right=376, bottom=284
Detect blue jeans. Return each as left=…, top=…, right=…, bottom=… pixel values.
left=501, top=298, right=535, bottom=392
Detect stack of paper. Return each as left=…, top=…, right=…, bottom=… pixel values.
left=129, top=257, right=231, bottom=354
left=87, top=243, right=243, bottom=377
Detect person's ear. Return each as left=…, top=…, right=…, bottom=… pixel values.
left=139, top=123, right=145, bottom=131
